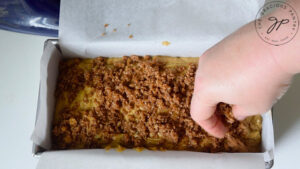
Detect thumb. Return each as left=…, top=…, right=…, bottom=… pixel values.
left=190, top=92, right=227, bottom=138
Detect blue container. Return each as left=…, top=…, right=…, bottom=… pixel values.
left=0, top=0, right=60, bottom=37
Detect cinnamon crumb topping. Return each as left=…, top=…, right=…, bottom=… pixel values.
left=52, top=56, right=262, bottom=152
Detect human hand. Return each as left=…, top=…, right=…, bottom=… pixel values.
left=190, top=22, right=294, bottom=138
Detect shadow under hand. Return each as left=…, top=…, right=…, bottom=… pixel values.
left=274, top=74, right=300, bottom=145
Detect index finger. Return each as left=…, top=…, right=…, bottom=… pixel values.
left=190, top=78, right=227, bottom=138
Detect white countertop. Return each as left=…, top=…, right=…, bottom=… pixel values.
left=0, top=29, right=299, bottom=169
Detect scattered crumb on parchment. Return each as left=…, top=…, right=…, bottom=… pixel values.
left=129, top=34, right=133, bottom=39
left=162, top=41, right=171, bottom=46
left=104, top=24, right=109, bottom=27
left=101, top=32, right=106, bottom=36
left=104, top=145, right=111, bottom=152
left=113, top=28, right=117, bottom=32
left=134, top=147, right=144, bottom=152
left=116, top=145, right=126, bottom=152
left=127, top=23, right=131, bottom=27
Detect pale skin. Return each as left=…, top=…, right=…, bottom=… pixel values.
left=190, top=0, right=300, bottom=138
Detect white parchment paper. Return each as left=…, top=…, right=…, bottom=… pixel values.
left=37, top=149, right=265, bottom=169
left=59, top=0, right=264, bottom=57
left=31, top=0, right=276, bottom=168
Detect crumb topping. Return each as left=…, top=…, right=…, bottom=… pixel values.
left=52, top=55, right=262, bottom=152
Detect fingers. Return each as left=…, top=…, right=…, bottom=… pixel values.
left=232, top=106, right=249, bottom=121
left=190, top=92, right=217, bottom=122
left=190, top=96, right=227, bottom=138
left=190, top=81, right=227, bottom=138
left=194, top=112, right=227, bottom=138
